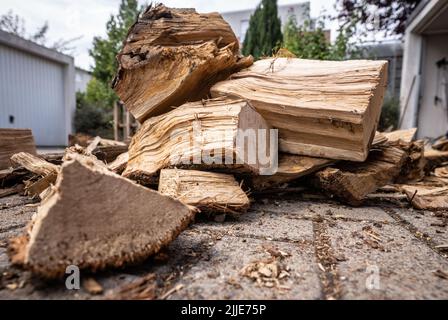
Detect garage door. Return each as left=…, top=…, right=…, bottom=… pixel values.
left=0, top=44, right=66, bottom=146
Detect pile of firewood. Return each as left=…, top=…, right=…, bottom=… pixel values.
left=1, top=4, right=447, bottom=278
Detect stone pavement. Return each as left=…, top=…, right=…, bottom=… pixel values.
left=0, top=194, right=447, bottom=300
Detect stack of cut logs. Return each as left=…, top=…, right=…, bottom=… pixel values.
left=1, top=4, right=447, bottom=278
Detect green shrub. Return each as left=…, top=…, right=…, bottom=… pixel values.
left=74, top=92, right=113, bottom=138
left=378, top=96, right=400, bottom=131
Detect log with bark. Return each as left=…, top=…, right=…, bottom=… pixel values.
left=314, top=145, right=407, bottom=205
left=211, top=58, right=388, bottom=162
left=159, top=169, right=250, bottom=215
left=9, top=154, right=196, bottom=278
left=250, top=154, right=334, bottom=191
left=112, top=3, right=253, bottom=122
left=0, top=129, right=37, bottom=170
left=122, top=98, right=275, bottom=185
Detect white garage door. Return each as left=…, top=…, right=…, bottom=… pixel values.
left=0, top=44, right=66, bottom=146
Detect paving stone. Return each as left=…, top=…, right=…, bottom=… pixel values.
left=393, top=208, right=448, bottom=247
left=327, top=220, right=448, bottom=299
left=192, top=210, right=314, bottom=243
left=168, top=235, right=321, bottom=300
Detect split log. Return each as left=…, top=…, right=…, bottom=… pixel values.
left=314, top=145, right=407, bottom=205
left=123, top=98, right=275, bottom=185
left=435, top=166, right=448, bottom=179
left=383, top=128, right=417, bottom=144
left=424, top=149, right=448, bottom=172
left=211, top=58, right=388, bottom=162
left=250, top=154, right=334, bottom=191
left=395, top=140, right=426, bottom=183
left=9, top=154, right=196, bottom=278
left=0, top=129, right=37, bottom=170
left=108, top=152, right=129, bottom=174
left=159, top=169, right=250, bottom=215
left=112, top=4, right=253, bottom=122
left=400, top=185, right=448, bottom=211
left=432, top=136, right=448, bottom=151
left=10, top=152, right=60, bottom=198
left=11, top=152, right=59, bottom=177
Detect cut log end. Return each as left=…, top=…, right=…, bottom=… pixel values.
left=10, top=154, right=196, bottom=278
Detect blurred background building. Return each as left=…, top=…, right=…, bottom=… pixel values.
left=222, top=1, right=310, bottom=44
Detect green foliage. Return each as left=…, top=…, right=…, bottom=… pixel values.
left=283, top=15, right=360, bottom=60
left=378, top=96, right=400, bottom=131
left=74, top=92, right=113, bottom=138
left=88, top=0, right=141, bottom=108
left=242, top=0, right=283, bottom=59
left=85, top=78, right=116, bottom=109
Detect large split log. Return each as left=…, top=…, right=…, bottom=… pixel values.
left=10, top=154, right=196, bottom=278
left=159, top=169, right=250, bottom=215
left=211, top=58, right=388, bottom=162
left=0, top=129, right=37, bottom=170
left=112, top=4, right=253, bottom=122
left=251, top=154, right=334, bottom=191
left=314, top=145, right=407, bottom=205
left=123, top=98, right=276, bottom=185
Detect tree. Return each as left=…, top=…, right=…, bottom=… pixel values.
left=0, top=10, right=80, bottom=54
left=337, top=0, right=423, bottom=37
left=242, top=0, right=283, bottom=59
left=89, top=0, right=140, bottom=86
left=283, top=15, right=359, bottom=61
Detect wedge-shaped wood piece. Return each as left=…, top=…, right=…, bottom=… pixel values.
left=251, top=153, right=334, bottom=191
left=400, top=185, right=448, bottom=211
left=112, top=4, right=253, bottom=122
left=123, top=98, right=275, bottom=184
left=10, top=154, right=196, bottom=278
left=159, top=169, right=250, bottom=215
left=212, top=58, right=388, bottom=162
left=0, top=129, right=37, bottom=170
left=314, top=145, right=407, bottom=205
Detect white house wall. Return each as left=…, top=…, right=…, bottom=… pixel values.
left=0, top=44, right=68, bottom=146
left=418, top=34, right=448, bottom=138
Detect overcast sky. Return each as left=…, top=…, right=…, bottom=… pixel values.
left=0, top=0, right=336, bottom=70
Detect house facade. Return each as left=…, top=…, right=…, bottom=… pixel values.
left=400, top=0, right=448, bottom=139
left=0, top=30, right=76, bottom=146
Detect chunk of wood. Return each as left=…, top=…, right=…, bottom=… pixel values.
left=424, top=149, right=448, bottom=172
left=0, top=129, right=37, bottom=170
left=108, top=152, right=129, bottom=174
left=435, top=166, right=448, bottom=179
left=123, top=98, right=275, bottom=184
left=251, top=154, right=334, bottom=191
left=432, top=136, right=448, bottom=151
left=395, top=140, right=426, bottom=183
left=159, top=169, right=250, bottom=215
left=0, top=185, right=24, bottom=199
left=10, top=152, right=59, bottom=177
left=112, top=4, right=253, bottom=122
left=9, top=154, right=196, bottom=278
left=400, top=185, right=448, bottom=211
left=383, top=128, right=417, bottom=144
left=211, top=58, right=388, bottom=162
left=314, top=145, right=407, bottom=205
